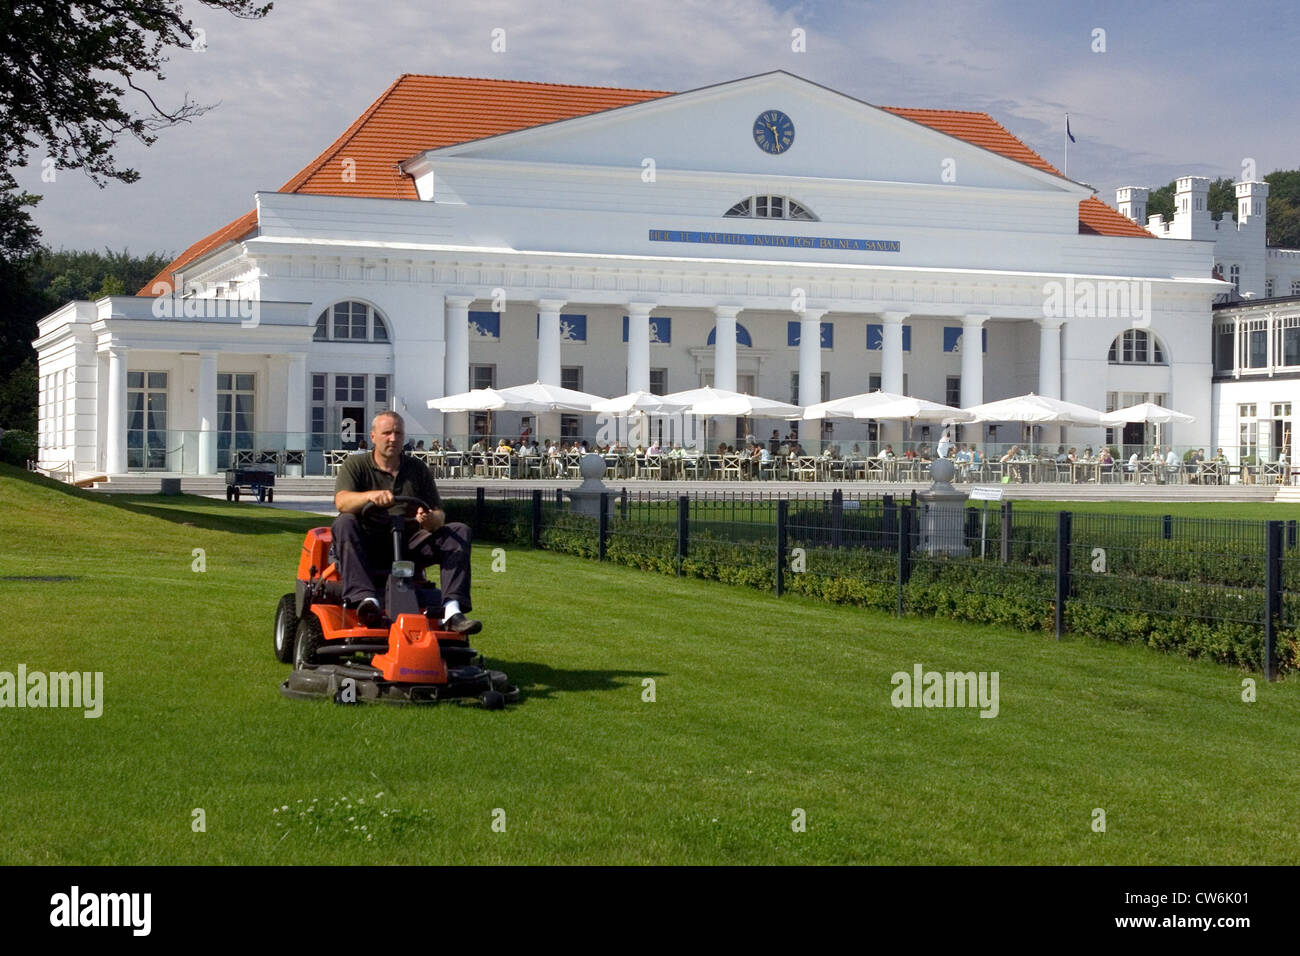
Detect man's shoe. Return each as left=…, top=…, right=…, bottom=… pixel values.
left=356, top=598, right=384, bottom=628
left=441, top=611, right=482, bottom=636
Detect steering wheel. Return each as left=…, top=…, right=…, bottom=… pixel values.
left=359, top=495, right=434, bottom=528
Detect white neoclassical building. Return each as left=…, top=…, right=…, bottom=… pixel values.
left=35, top=71, right=1223, bottom=478
left=1115, top=176, right=1300, bottom=464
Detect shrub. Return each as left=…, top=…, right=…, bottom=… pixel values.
left=0, top=430, right=36, bottom=466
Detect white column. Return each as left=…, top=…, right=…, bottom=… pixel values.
left=104, top=345, right=128, bottom=475
left=881, top=311, right=908, bottom=395
left=713, top=305, right=740, bottom=391
left=799, top=309, right=827, bottom=405
left=197, top=351, right=218, bottom=475
left=1232, top=315, right=1241, bottom=380
left=626, top=302, right=655, bottom=393
left=960, top=314, right=987, bottom=407
left=285, top=353, right=307, bottom=449
left=537, top=298, right=567, bottom=386
left=444, top=294, right=473, bottom=395
left=1267, top=310, right=1275, bottom=377
left=1038, top=317, right=1063, bottom=399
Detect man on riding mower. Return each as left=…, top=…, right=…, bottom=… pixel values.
left=332, top=411, right=480, bottom=635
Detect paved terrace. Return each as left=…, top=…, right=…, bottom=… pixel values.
left=85, top=474, right=1299, bottom=514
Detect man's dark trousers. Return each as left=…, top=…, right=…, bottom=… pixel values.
left=331, top=513, right=473, bottom=612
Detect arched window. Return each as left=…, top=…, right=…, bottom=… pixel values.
left=724, top=195, right=817, bottom=221
left=313, top=301, right=390, bottom=342
left=1107, top=329, right=1166, bottom=365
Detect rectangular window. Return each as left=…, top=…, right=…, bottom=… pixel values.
left=560, top=415, right=581, bottom=440
left=335, top=374, right=364, bottom=402
left=1214, top=325, right=1235, bottom=372
left=649, top=368, right=667, bottom=396
left=561, top=366, right=582, bottom=392
left=1248, top=328, right=1268, bottom=368
left=1293, top=281, right=1300, bottom=296
left=1280, top=322, right=1300, bottom=367
left=310, top=374, right=326, bottom=450
left=789, top=371, right=829, bottom=406
left=470, top=365, right=495, bottom=391
left=374, top=375, right=389, bottom=406
left=869, top=374, right=881, bottom=392
left=946, top=376, right=961, bottom=408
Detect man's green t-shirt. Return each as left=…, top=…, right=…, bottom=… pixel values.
left=334, top=452, right=442, bottom=513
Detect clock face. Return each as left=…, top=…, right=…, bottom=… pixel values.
left=753, top=110, right=794, bottom=154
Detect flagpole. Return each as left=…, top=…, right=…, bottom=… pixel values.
left=1065, top=112, right=1069, bottom=178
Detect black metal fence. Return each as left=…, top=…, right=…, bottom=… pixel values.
left=446, top=487, right=1296, bottom=678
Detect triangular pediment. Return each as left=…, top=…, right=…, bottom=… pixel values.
left=415, top=71, right=1084, bottom=194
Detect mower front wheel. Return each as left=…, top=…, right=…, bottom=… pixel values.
left=293, top=613, right=325, bottom=669
left=273, top=593, right=297, bottom=663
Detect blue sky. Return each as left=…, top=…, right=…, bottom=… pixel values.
left=13, top=0, right=1299, bottom=259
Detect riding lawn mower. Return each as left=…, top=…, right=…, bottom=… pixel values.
left=273, top=496, right=519, bottom=708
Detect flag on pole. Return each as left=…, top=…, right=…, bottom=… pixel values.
left=1066, top=114, right=1076, bottom=143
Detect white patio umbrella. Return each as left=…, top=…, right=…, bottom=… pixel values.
left=964, top=392, right=1104, bottom=427
left=426, top=387, right=513, bottom=412
left=803, top=391, right=892, bottom=421
left=590, top=390, right=691, bottom=415
left=660, top=386, right=802, bottom=452
left=670, top=386, right=803, bottom=419
left=850, top=394, right=975, bottom=424
left=1099, top=402, right=1196, bottom=426
left=493, top=380, right=605, bottom=412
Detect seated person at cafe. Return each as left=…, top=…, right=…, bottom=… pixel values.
left=332, top=411, right=479, bottom=635
left=877, top=444, right=895, bottom=460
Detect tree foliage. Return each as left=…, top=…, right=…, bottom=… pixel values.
left=0, top=0, right=272, bottom=262
left=1, top=1, right=272, bottom=190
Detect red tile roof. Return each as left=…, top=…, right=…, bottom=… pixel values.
left=141, top=75, right=1148, bottom=294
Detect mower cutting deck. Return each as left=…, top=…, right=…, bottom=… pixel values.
left=275, top=496, right=519, bottom=708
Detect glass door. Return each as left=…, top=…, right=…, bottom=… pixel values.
left=217, top=373, right=255, bottom=469
left=127, top=371, right=168, bottom=469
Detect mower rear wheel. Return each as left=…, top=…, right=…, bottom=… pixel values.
left=293, top=613, right=325, bottom=669
left=273, top=594, right=297, bottom=663
left=480, top=690, right=506, bottom=711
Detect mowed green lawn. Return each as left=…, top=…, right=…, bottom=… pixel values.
left=1, top=464, right=1298, bottom=865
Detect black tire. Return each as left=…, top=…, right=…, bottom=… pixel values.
left=233, top=488, right=241, bottom=501
left=273, top=593, right=297, bottom=663
left=267, top=488, right=274, bottom=503
left=226, top=486, right=234, bottom=501
left=480, top=690, right=505, bottom=711
left=294, top=613, right=325, bottom=669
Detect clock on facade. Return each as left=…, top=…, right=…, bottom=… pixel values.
left=753, top=110, right=794, bottom=154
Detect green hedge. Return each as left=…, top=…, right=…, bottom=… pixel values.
left=441, top=495, right=1293, bottom=673
left=0, top=430, right=36, bottom=467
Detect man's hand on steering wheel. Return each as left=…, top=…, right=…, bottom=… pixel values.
left=367, top=489, right=394, bottom=508
left=415, top=505, right=445, bottom=532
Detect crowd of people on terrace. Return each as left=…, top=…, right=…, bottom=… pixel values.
left=354, top=424, right=1272, bottom=484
